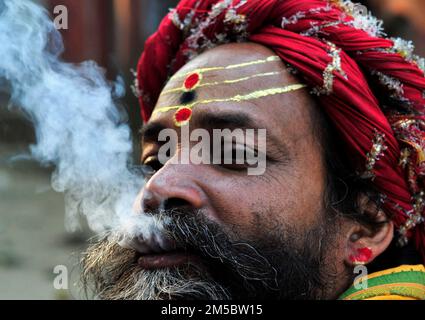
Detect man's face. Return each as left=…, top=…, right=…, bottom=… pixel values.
left=142, top=42, right=328, bottom=238
left=82, top=43, right=350, bottom=300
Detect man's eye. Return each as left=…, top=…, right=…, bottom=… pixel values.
left=142, top=156, right=163, bottom=175
left=219, top=144, right=256, bottom=171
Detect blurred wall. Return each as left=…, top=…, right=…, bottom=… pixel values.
left=0, top=0, right=178, bottom=146
left=360, top=0, right=425, bottom=55
left=47, top=0, right=177, bottom=72
left=45, top=0, right=178, bottom=138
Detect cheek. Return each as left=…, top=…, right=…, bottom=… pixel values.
left=202, top=162, right=326, bottom=234
left=207, top=182, right=262, bottom=228
left=284, top=158, right=327, bottom=228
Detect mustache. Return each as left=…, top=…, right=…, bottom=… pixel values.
left=140, top=209, right=276, bottom=282
left=158, top=210, right=276, bottom=279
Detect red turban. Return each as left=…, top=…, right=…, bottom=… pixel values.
left=135, top=0, right=425, bottom=262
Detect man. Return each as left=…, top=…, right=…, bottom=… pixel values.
left=82, top=0, right=425, bottom=300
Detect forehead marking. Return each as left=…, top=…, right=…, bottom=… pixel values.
left=156, top=56, right=301, bottom=127
left=154, top=84, right=307, bottom=127
left=172, top=55, right=281, bottom=80
left=183, top=72, right=202, bottom=91
left=162, top=71, right=281, bottom=95
left=173, top=107, right=193, bottom=127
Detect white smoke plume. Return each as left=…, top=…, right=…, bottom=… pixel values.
left=0, top=0, right=154, bottom=237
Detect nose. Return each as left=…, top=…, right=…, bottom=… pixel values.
left=136, top=162, right=206, bottom=213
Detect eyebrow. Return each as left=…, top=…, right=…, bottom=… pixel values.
left=140, top=122, right=167, bottom=144
left=192, top=111, right=256, bottom=130
left=194, top=111, right=291, bottom=160
left=140, top=111, right=256, bottom=143
left=141, top=110, right=291, bottom=161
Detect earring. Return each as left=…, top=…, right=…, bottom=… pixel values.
left=349, top=247, right=372, bottom=265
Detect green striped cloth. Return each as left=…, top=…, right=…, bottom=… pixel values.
left=339, top=265, right=425, bottom=300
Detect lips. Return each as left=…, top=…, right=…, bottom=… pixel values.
left=137, top=251, right=198, bottom=270
left=131, top=233, right=177, bottom=254
left=128, top=233, right=201, bottom=269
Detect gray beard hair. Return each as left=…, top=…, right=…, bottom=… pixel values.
left=81, top=240, right=231, bottom=300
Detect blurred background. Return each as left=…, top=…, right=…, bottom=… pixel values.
left=0, top=0, right=424, bottom=299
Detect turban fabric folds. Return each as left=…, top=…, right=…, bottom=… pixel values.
left=135, top=0, right=425, bottom=262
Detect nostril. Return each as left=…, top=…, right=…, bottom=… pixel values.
left=141, top=192, right=159, bottom=213
left=141, top=178, right=205, bottom=212
left=163, top=197, right=192, bottom=210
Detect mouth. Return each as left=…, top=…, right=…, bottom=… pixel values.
left=137, top=251, right=202, bottom=269
left=131, top=233, right=203, bottom=270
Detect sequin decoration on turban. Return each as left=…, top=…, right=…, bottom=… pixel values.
left=134, top=0, right=425, bottom=262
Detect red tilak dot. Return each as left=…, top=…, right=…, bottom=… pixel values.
left=174, top=107, right=192, bottom=126
left=184, top=72, right=201, bottom=91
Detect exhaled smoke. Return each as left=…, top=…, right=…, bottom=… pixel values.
left=0, top=0, right=150, bottom=233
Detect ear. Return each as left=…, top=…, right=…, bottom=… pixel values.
left=344, top=195, right=394, bottom=266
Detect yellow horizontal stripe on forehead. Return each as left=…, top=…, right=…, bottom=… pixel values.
left=152, top=84, right=307, bottom=116
left=162, top=71, right=282, bottom=95
left=172, top=56, right=281, bottom=79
